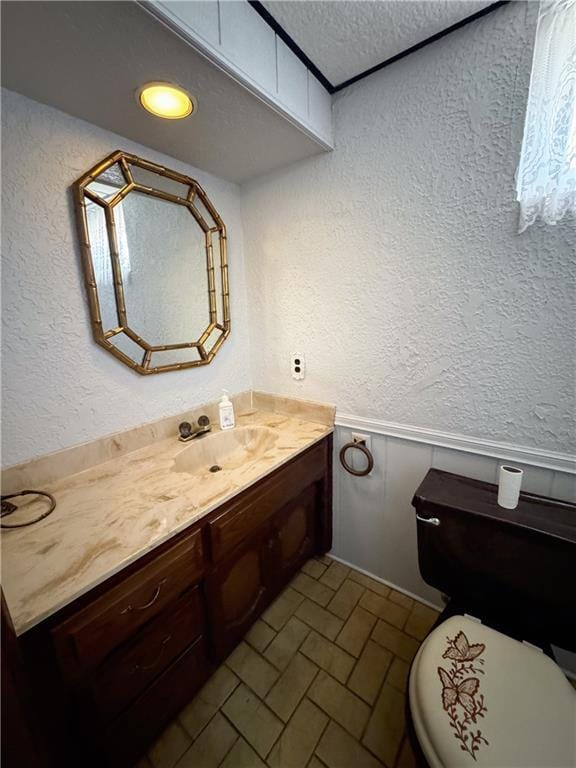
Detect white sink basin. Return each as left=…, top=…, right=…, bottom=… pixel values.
left=172, top=426, right=278, bottom=476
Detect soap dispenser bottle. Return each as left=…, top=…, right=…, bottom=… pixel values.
left=219, top=390, right=235, bottom=430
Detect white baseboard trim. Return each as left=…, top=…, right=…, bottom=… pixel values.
left=335, top=413, right=576, bottom=474
left=327, top=554, right=576, bottom=679
left=327, top=553, right=444, bottom=612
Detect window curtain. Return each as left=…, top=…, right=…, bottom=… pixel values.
left=516, top=0, right=576, bottom=232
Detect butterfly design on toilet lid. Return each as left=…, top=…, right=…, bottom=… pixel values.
left=409, top=615, right=576, bottom=768
left=437, top=631, right=489, bottom=761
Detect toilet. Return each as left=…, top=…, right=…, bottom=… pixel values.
left=409, top=614, right=576, bottom=767
left=408, top=469, right=576, bottom=767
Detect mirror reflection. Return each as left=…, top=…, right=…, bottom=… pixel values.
left=75, top=151, right=230, bottom=374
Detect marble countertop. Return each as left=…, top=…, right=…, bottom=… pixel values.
left=1, top=408, right=333, bottom=636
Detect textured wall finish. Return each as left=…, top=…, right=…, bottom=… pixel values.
left=259, top=0, right=493, bottom=85
left=241, top=2, right=575, bottom=455
left=1, top=89, right=252, bottom=467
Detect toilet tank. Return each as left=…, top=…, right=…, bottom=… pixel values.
left=412, top=469, right=576, bottom=651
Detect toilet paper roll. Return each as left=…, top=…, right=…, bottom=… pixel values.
left=498, top=465, right=523, bottom=509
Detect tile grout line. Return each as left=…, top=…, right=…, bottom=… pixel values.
left=175, top=670, right=241, bottom=755
left=263, top=624, right=311, bottom=674
left=306, top=559, right=415, bottom=763
left=150, top=556, right=434, bottom=768
left=337, top=582, right=364, bottom=620
left=218, top=703, right=271, bottom=766
left=263, top=658, right=321, bottom=762
left=214, top=726, right=240, bottom=768
left=328, top=554, right=443, bottom=612
left=308, top=705, right=332, bottom=768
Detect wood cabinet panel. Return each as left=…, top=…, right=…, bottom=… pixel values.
left=219, top=548, right=265, bottom=625
left=206, top=527, right=274, bottom=658
left=208, top=440, right=327, bottom=561
left=208, top=496, right=264, bottom=562
left=51, top=529, right=204, bottom=675
left=103, top=636, right=211, bottom=768
left=2, top=593, right=48, bottom=768
left=206, top=451, right=330, bottom=659
left=272, top=486, right=317, bottom=586
left=88, top=589, right=204, bottom=722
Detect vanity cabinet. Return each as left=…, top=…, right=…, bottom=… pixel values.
left=87, top=589, right=205, bottom=721
left=206, top=525, right=274, bottom=658
left=271, top=486, right=317, bottom=584
left=19, top=435, right=332, bottom=768
left=51, top=529, right=205, bottom=677
left=206, top=485, right=318, bottom=657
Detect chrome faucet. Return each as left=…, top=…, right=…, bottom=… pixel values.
left=178, top=415, right=211, bottom=442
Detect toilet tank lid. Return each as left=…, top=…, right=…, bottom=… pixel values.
left=411, top=469, right=576, bottom=545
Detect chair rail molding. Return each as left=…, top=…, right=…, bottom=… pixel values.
left=335, top=412, right=576, bottom=475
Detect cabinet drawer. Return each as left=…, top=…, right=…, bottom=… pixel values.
left=103, top=636, right=211, bottom=768
left=208, top=440, right=327, bottom=561
left=89, top=588, right=204, bottom=722
left=52, top=529, right=204, bottom=674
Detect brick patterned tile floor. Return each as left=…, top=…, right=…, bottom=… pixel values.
left=137, top=557, right=440, bottom=768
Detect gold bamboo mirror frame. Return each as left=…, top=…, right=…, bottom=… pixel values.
left=74, top=150, right=230, bottom=374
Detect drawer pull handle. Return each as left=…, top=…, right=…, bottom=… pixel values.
left=130, top=634, right=172, bottom=675
left=120, top=579, right=168, bottom=614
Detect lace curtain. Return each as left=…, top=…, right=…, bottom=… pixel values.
left=516, top=0, right=576, bottom=232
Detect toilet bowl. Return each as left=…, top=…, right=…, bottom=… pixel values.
left=409, top=615, right=576, bottom=768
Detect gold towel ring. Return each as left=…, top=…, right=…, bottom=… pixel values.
left=339, top=441, right=374, bottom=477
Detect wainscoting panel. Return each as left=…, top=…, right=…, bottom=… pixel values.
left=551, top=471, right=576, bottom=501
left=332, top=419, right=576, bottom=613
left=430, top=446, right=498, bottom=484
left=333, top=429, right=390, bottom=585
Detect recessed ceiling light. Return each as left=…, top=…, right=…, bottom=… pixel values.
left=138, top=82, right=195, bottom=120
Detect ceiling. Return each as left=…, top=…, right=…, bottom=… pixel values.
left=2, top=0, right=501, bottom=183
left=260, top=0, right=495, bottom=87
left=1, top=1, right=326, bottom=184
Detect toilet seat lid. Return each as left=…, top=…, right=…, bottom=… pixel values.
left=409, top=615, right=576, bottom=768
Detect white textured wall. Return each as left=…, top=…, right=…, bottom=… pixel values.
left=241, top=2, right=575, bottom=455
left=1, top=89, right=252, bottom=466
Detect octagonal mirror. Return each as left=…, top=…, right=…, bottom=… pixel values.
left=74, top=151, right=230, bottom=374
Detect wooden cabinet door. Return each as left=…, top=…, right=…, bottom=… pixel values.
left=2, top=593, right=48, bottom=768
left=206, top=527, right=274, bottom=659
left=272, top=485, right=317, bottom=587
